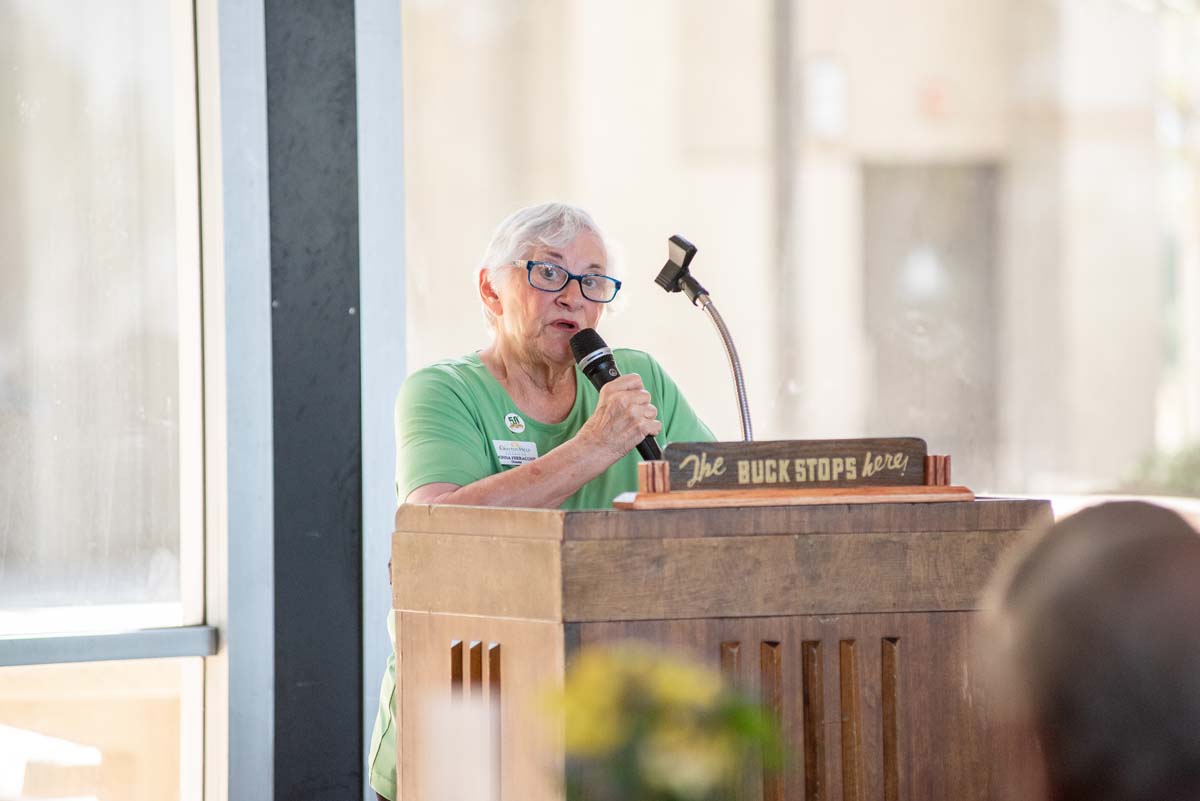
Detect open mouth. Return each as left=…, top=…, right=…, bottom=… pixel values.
left=551, top=320, right=579, bottom=332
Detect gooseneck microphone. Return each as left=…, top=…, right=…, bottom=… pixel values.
left=656, top=234, right=753, bottom=441
left=569, top=328, right=663, bottom=461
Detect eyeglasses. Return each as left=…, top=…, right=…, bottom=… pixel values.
left=512, top=260, right=622, bottom=303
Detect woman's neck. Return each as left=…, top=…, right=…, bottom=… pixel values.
left=480, top=339, right=577, bottom=420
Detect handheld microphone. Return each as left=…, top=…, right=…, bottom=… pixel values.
left=569, top=328, right=663, bottom=461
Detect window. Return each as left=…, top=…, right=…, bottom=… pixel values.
left=0, top=0, right=202, bottom=635
left=0, top=659, right=201, bottom=801
left=0, top=1, right=206, bottom=799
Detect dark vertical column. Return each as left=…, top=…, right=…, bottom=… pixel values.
left=264, top=2, right=362, bottom=798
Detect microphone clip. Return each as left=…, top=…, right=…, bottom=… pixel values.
left=654, top=235, right=709, bottom=307
left=654, top=234, right=754, bottom=442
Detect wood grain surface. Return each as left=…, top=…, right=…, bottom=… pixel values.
left=573, top=498, right=1048, bottom=540
left=397, top=498, right=1050, bottom=542
left=396, top=612, right=564, bottom=801
left=395, top=503, right=567, bottom=540
left=391, top=500, right=1053, bottom=801
left=392, top=501, right=1052, bottom=621
left=560, top=528, right=1026, bottom=621
left=573, top=611, right=1041, bottom=801
left=393, top=532, right=564, bottom=621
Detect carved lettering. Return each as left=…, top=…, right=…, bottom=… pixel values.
left=679, top=452, right=727, bottom=488
left=861, top=451, right=910, bottom=478
left=666, top=439, right=924, bottom=491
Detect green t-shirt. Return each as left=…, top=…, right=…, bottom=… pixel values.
left=393, top=348, right=713, bottom=509
left=369, top=349, right=712, bottom=800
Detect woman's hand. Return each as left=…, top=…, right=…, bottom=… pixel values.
left=576, top=373, right=663, bottom=463
left=405, top=374, right=662, bottom=510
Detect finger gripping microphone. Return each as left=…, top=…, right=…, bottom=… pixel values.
left=569, top=328, right=663, bottom=461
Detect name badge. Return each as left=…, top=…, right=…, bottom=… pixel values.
left=493, top=439, right=538, bottom=467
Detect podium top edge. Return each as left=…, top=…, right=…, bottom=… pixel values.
left=394, top=497, right=1053, bottom=541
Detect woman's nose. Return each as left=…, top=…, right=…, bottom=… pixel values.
left=557, top=278, right=585, bottom=305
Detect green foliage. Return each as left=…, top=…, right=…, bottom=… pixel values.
left=1121, top=443, right=1200, bottom=497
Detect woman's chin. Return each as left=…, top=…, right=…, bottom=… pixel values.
left=540, top=339, right=575, bottom=366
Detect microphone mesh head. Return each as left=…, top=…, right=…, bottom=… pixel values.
left=569, top=328, right=609, bottom=364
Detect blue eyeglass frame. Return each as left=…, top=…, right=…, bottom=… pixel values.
left=512, top=259, right=623, bottom=303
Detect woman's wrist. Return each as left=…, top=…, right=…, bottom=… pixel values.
left=566, top=423, right=625, bottom=473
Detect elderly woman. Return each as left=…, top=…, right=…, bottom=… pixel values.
left=368, top=202, right=713, bottom=800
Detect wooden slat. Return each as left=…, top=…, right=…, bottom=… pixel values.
left=612, top=485, right=974, bottom=511
left=802, top=641, right=825, bottom=801
left=840, top=640, right=864, bottom=801
left=882, top=638, right=900, bottom=801
left=720, top=641, right=742, bottom=683
left=560, top=529, right=1028, bottom=621
left=761, top=642, right=784, bottom=801
left=470, top=641, right=484, bottom=699
left=450, top=640, right=463, bottom=699
left=489, top=643, right=502, bottom=801
left=488, top=643, right=502, bottom=703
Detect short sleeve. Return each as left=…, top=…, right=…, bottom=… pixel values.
left=394, top=366, right=494, bottom=500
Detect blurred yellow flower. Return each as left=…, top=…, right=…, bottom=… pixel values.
left=639, top=723, right=739, bottom=797
left=546, top=640, right=781, bottom=801
left=646, top=658, right=722, bottom=708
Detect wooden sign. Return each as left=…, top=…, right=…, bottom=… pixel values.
left=662, top=438, right=928, bottom=492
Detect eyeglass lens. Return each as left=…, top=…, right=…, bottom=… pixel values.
left=529, top=263, right=618, bottom=302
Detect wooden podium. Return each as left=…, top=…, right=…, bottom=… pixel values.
left=391, top=498, right=1051, bottom=801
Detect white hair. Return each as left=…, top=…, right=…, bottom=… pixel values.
left=478, top=202, right=612, bottom=329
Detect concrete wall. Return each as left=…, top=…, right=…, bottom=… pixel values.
left=400, top=0, right=1190, bottom=494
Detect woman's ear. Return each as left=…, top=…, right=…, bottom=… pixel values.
left=479, top=267, right=504, bottom=318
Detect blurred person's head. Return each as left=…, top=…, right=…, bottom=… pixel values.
left=986, top=501, right=1200, bottom=801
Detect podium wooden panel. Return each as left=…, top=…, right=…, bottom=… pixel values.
left=391, top=498, right=1051, bottom=801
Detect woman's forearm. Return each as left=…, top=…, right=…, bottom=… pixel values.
left=416, top=433, right=623, bottom=509
left=408, top=373, right=661, bottom=509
